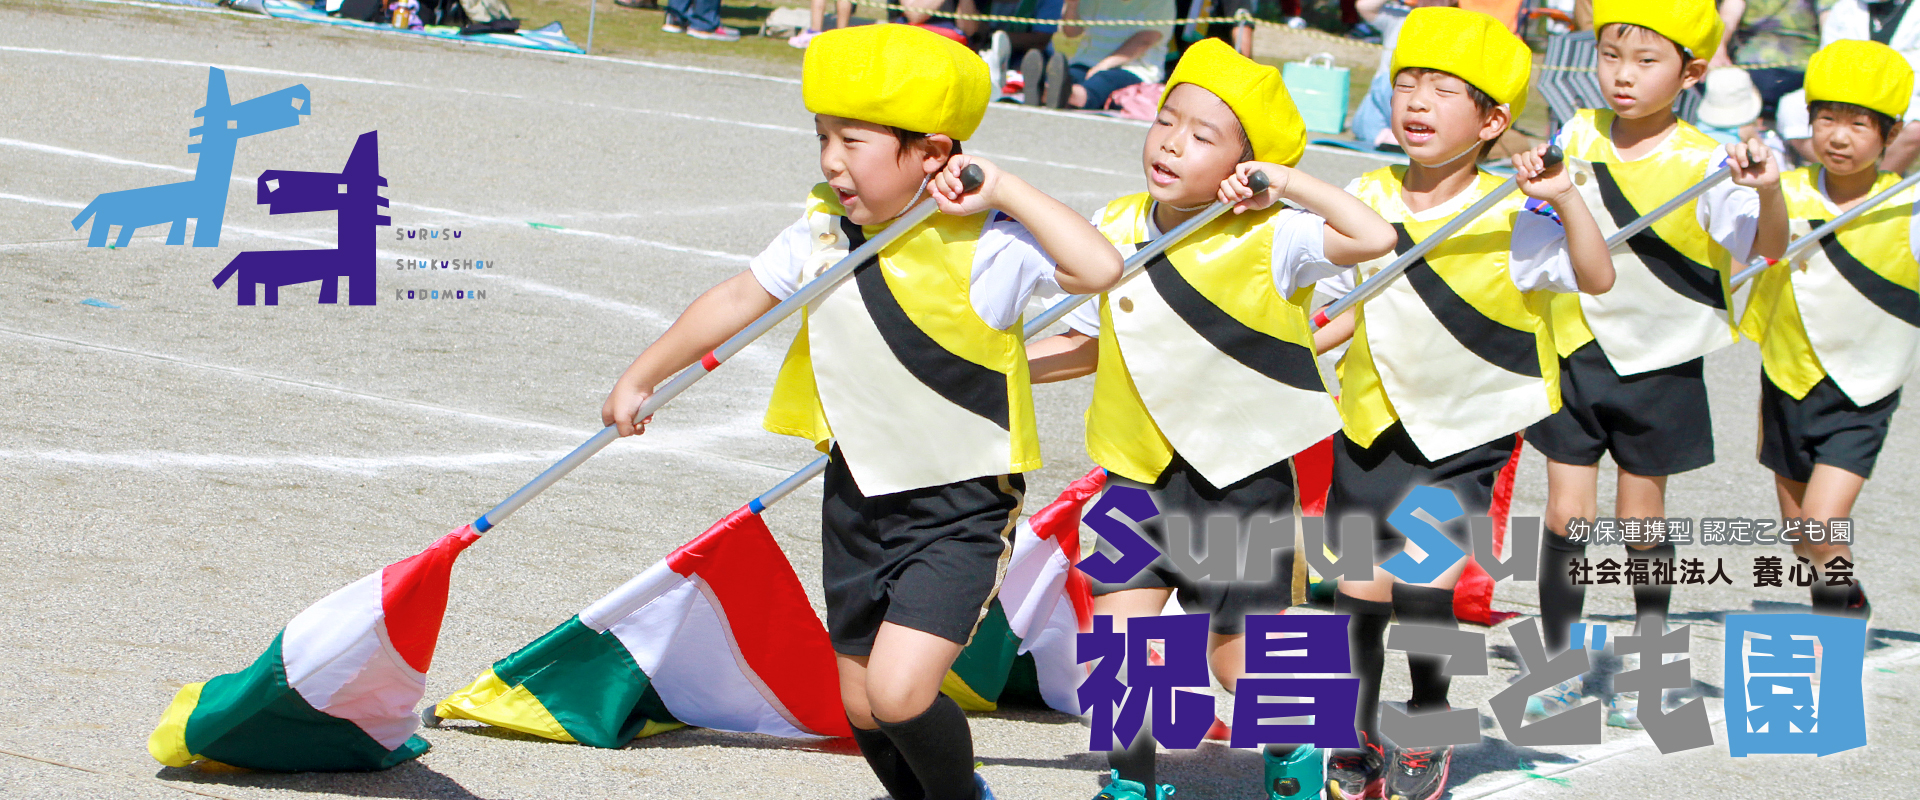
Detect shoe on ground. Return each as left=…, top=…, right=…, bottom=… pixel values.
left=661, top=21, right=686, bottom=33
left=1347, top=21, right=1381, bottom=41
left=1523, top=673, right=1585, bottom=722
left=686, top=24, right=741, bottom=41
left=787, top=28, right=819, bottom=47
left=1284, top=15, right=1306, bottom=27
left=1095, top=768, right=1176, bottom=800
left=1385, top=744, right=1452, bottom=800
left=1327, top=731, right=1386, bottom=800
left=1020, top=50, right=1045, bottom=106
left=1043, top=50, right=1071, bottom=108
left=1266, top=745, right=1322, bottom=800
left=981, top=31, right=1009, bottom=100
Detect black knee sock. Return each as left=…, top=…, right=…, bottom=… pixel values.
left=1337, top=592, right=1392, bottom=742
left=852, top=722, right=926, bottom=800
left=1630, top=543, right=1676, bottom=633
left=875, top=695, right=976, bottom=800
left=1393, top=584, right=1458, bottom=713
left=1810, top=580, right=1850, bottom=614
left=1539, top=534, right=1588, bottom=655
left=1107, top=726, right=1155, bottom=788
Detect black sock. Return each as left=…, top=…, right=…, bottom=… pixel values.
left=1810, top=580, right=1850, bottom=614
left=1107, top=726, right=1155, bottom=788
left=1264, top=743, right=1302, bottom=760
left=1393, top=584, right=1458, bottom=713
left=1630, top=543, right=1676, bottom=632
left=1539, top=533, right=1588, bottom=655
left=875, top=695, right=976, bottom=800
left=1337, top=592, right=1392, bottom=742
left=851, top=722, right=926, bottom=800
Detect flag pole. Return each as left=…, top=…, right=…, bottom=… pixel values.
left=467, top=166, right=984, bottom=535
left=1311, top=147, right=1562, bottom=330
left=1730, top=169, right=1920, bottom=288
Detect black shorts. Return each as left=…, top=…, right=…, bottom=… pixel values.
left=1758, top=373, right=1902, bottom=482
left=1526, top=340, right=1715, bottom=476
left=820, top=448, right=1025, bottom=656
left=1088, top=452, right=1296, bottom=635
left=1325, top=423, right=1519, bottom=563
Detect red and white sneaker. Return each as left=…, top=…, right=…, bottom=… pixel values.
left=1327, top=731, right=1386, bottom=800
left=686, top=25, right=740, bottom=41
left=1385, top=744, right=1452, bottom=800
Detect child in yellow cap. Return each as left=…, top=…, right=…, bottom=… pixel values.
left=600, top=24, right=1123, bottom=800
left=1528, top=0, right=1788, bottom=732
left=1024, top=36, right=1397, bottom=800
left=1740, top=39, right=1918, bottom=627
left=1308, top=9, right=1616, bottom=799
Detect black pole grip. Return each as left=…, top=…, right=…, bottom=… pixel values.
left=1542, top=144, right=1565, bottom=169
left=959, top=164, right=986, bottom=194
left=1247, top=170, right=1271, bottom=194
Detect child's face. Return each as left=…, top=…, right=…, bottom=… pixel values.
left=1810, top=106, right=1896, bottom=177
left=1142, top=84, right=1249, bottom=209
left=815, top=115, right=949, bottom=225
left=1596, top=25, right=1705, bottom=121
left=1389, top=69, right=1506, bottom=167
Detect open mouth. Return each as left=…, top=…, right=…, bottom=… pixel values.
left=832, top=186, right=857, bottom=204
left=1149, top=161, right=1180, bottom=186
left=1402, top=121, right=1436, bottom=145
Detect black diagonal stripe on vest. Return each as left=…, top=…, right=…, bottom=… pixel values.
left=1143, top=251, right=1325, bottom=392
left=1591, top=163, right=1727, bottom=310
left=1811, top=220, right=1920, bottom=327
left=838, top=216, right=1011, bottom=429
left=1392, top=224, right=1544, bottom=378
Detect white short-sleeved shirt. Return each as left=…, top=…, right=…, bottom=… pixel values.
left=1064, top=206, right=1342, bottom=337
left=749, top=210, right=1062, bottom=331
left=1316, top=176, right=1582, bottom=298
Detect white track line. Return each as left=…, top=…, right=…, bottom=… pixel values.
left=0, top=46, right=1130, bottom=177
left=0, top=448, right=578, bottom=476
left=1457, top=640, right=1920, bottom=799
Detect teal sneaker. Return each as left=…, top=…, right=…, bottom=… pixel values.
left=1522, top=674, right=1585, bottom=721
left=1265, top=745, right=1323, bottom=800
left=1096, top=769, right=1176, bottom=800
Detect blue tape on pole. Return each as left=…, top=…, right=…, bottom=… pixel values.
left=472, top=515, right=493, bottom=533
left=747, top=498, right=766, bottom=515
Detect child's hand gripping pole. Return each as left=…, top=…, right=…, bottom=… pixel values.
left=723, top=171, right=1278, bottom=523
left=1730, top=168, right=1920, bottom=288
left=466, top=166, right=986, bottom=535
left=1311, top=147, right=1563, bottom=331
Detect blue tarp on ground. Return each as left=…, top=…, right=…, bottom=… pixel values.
left=258, top=0, right=584, bottom=53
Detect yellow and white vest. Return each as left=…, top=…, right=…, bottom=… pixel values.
left=1740, top=167, right=1920, bottom=405
left=1338, top=166, right=1561, bottom=460
left=1084, top=192, right=1342, bottom=487
left=763, top=184, right=1042, bottom=496
left=1553, top=109, right=1740, bottom=375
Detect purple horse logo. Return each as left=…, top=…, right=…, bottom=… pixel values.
left=213, top=130, right=389, bottom=305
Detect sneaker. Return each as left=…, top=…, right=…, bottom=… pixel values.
left=1095, top=769, right=1175, bottom=800
left=1327, top=731, right=1386, bottom=800
left=1346, top=21, right=1382, bottom=41
left=661, top=21, right=686, bottom=32
left=1043, top=50, right=1071, bottom=108
left=1019, top=50, right=1044, bottom=106
left=1284, top=15, right=1306, bottom=27
left=1385, top=745, right=1452, bottom=800
left=976, top=772, right=997, bottom=800
left=787, top=28, right=819, bottom=47
left=981, top=31, right=1009, bottom=101
left=686, top=24, right=741, bottom=41
left=1265, top=745, right=1322, bottom=800
left=1523, top=673, right=1585, bottom=722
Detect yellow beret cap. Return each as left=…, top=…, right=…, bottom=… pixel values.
left=802, top=24, right=991, bottom=141
left=1593, top=0, right=1724, bottom=62
left=1390, top=7, right=1533, bottom=116
left=1161, top=37, right=1307, bottom=166
left=1806, top=39, right=1914, bottom=120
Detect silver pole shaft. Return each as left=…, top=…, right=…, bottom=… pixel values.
left=1731, top=169, right=1920, bottom=288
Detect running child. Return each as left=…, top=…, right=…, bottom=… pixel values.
left=1025, top=37, right=1397, bottom=800
left=1527, top=0, right=1787, bottom=729
left=1310, top=9, right=1617, bottom=800
left=1740, top=39, right=1919, bottom=624
left=602, top=25, right=1124, bottom=800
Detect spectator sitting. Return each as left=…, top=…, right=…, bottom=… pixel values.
left=786, top=0, right=853, bottom=47
left=1020, top=0, right=1175, bottom=108
left=1712, top=0, right=1821, bottom=123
